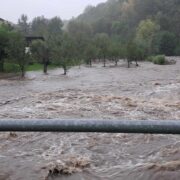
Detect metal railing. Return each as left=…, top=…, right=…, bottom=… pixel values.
left=0, top=119, right=180, bottom=134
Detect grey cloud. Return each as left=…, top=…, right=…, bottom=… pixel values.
left=0, top=0, right=106, bottom=23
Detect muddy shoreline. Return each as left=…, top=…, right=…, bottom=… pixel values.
left=0, top=59, right=180, bottom=180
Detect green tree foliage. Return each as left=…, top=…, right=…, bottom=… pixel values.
left=67, top=20, right=92, bottom=60
left=8, top=32, right=29, bottom=77
left=126, top=40, right=141, bottom=68
left=47, top=17, right=64, bottom=47
left=111, top=21, right=129, bottom=42
left=77, top=0, right=180, bottom=56
left=135, top=19, right=160, bottom=57
left=158, top=31, right=176, bottom=56
left=18, top=14, right=29, bottom=35
left=0, top=25, right=10, bottom=72
left=84, top=42, right=98, bottom=67
left=31, top=16, right=49, bottom=38
left=94, top=33, right=110, bottom=67
left=29, top=16, right=64, bottom=73
left=31, top=16, right=63, bottom=39
left=30, top=40, right=50, bottom=74
left=108, top=42, right=122, bottom=66
left=48, top=17, right=63, bottom=36
left=52, top=33, right=76, bottom=75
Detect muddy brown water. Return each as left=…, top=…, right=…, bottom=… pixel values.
left=0, top=58, right=180, bottom=180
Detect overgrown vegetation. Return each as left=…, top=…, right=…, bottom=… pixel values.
left=4, top=63, right=20, bottom=73
left=153, top=55, right=166, bottom=65
left=147, top=55, right=166, bottom=65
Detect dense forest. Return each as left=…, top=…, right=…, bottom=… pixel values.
left=77, top=0, right=180, bottom=55
left=0, top=0, right=180, bottom=77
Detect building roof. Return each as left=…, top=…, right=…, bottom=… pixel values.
left=0, top=18, right=5, bottom=22
left=25, top=36, right=45, bottom=42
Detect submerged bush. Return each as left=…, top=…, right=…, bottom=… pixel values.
left=146, top=56, right=154, bottom=62
left=153, top=55, right=166, bottom=65
left=147, top=55, right=166, bottom=65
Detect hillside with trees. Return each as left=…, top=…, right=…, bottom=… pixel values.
left=77, top=0, right=180, bottom=55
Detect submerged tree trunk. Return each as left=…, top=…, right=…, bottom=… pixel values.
left=20, top=65, right=25, bottom=78
left=0, top=50, right=5, bottom=72
left=63, top=66, right=67, bottom=75
left=135, top=59, right=139, bottom=66
left=128, top=60, right=130, bottom=68
left=103, top=55, right=106, bottom=67
left=0, top=59, right=4, bottom=72
left=89, top=59, right=92, bottom=67
left=115, top=59, right=118, bottom=66
left=43, top=63, right=48, bottom=74
left=43, top=48, right=50, bottom=74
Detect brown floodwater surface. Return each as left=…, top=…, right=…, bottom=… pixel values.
left=0, top=58, right=180, bottom=180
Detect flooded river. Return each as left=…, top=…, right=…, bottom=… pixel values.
left=0, top=59, right=180, bottom=180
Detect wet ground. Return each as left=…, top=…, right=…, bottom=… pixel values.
left=0, top=58, right=180, bottom=180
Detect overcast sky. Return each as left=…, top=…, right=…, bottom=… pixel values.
left=1, top=0, right=107, bottom=23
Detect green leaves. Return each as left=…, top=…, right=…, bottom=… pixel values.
left=18, top=14, right=29, bottom=35
left=0, top=25, right=10, bottom=72
left=51, top=33, right=76, bottom=74
left=135, top=19, right=160, bottom=56
left=94, top=33, right=110, bottom=58
left=158, top=31, right=177, bottom=56
left=30, top=40, right=48, bottom=62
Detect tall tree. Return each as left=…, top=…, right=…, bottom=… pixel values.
left=30, top=40, right=50, bottom=74
left=126, top=40, right=140, bottom=68
left=94, top=33, right=110, bottom=67
left=108, top=41, right=125, bottom=66
left=135, top=19, right=160, bottom=57
left=8, top=32, right=29, bottom=77
left=0, top=25, right=10, bottom=72
left=48, top=17, right=63, bottom=36
left=67, top=20, right=93, bottom=61
left=31, top=16, right=49, bottom=37
left=18, top=14, right=29, bottom=35
left=84, top=42, right=98, bottom=67
left=52, top=33, right=76, bottom=75
left=158, top=31, right=176, bottom=56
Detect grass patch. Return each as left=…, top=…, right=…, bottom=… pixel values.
left=4, top=63, right=20, bottom=73
left=27, top=63, right=58, bottom=71
left=26, top=63, right=43, bottom=71
left=4, top=63, right=58, bottom=73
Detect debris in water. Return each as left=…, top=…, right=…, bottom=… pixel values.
left=154, top=82, right=161, bottom=86
left=8, top=132, right=18, bottom=138
left=44, top=156, right=90, bottom=179
left=147, top=161, right=180, bottom=171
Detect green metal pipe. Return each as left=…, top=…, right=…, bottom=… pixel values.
left=0, top=119, right=180, bottom=134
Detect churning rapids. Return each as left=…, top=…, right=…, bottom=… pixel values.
left=0, top=58, right=180, bottom=180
